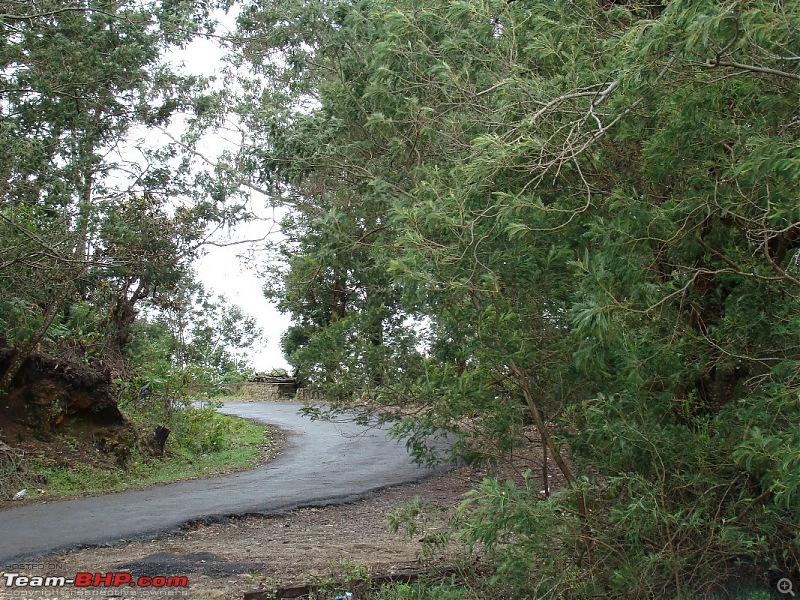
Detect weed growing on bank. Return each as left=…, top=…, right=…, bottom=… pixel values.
left=25, top=403, right=270, bottom=498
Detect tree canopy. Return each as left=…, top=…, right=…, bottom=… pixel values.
left=0, top=0, right=257, bottom=398
left=230, top=0, right=800, bottom=594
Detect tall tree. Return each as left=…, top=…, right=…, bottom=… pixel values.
left=232, top=0, right=799, bottom=594
left=0, top=0, right=240, bottom=389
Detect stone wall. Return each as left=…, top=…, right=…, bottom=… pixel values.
left=224, top=382, right=294, bottom=401
left=295, top=388, right=324, bottom=403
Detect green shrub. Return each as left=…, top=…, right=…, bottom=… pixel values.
left=375, top=580, right=473, bottom=600
left=177, top=403, right=241, bottom=454
left=453, top=390, right=800, bottom=598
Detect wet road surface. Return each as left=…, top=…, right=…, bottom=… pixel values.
left=0, top=401, right=447, bottom=564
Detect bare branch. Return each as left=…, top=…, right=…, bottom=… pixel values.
left=702, top=58, right=800, bottom=81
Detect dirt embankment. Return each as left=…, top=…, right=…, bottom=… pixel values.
left=0, top=344, right=134, bottom=500
left=0, top=345, right=128, bottom=434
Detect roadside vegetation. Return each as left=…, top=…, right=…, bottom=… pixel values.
left=1, top=303, right=272, bottom=500
left=223, top=0, right=799, bottom=597
left=1, top=0, right=798, bottom=598
left=24, top=405, right=270, bottom=499
left=0, top=1, right=269, bottom=501
left=1, top=286, right=271, bottom=500
left=350, top=579, right=777, bottom=600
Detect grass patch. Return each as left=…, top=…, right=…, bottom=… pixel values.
left=27, top=406, right=272, bottom=498
left=374, top=580, right=476, bottom=600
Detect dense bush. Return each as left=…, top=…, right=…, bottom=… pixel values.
left=230, top=0, right=800, bottom=595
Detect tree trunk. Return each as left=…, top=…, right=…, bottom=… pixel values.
left=511, top=362, right=593, bottom=563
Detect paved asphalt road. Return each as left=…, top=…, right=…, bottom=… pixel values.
left=0, top=401, right=448, bottom=564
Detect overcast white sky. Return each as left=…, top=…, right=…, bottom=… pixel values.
left=169, top=13, right=293, bottom=372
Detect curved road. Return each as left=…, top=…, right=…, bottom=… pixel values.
left=0, top=401, right=449, bottom=564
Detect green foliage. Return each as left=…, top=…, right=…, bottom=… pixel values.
left=374, top=579, right=474, bottom=600
left=28, top=409, right=269, bottom=498
left=225, top=0, right=800, bottom=595
left=0, top=440, right=29, bottom=501
left=178, top=404, right=235, bottom=454
left=120, top=283, right=261, bottom=414
left=303, top=562, right=476, bottom=600
left=457, top=471, right=793, bottom=598
left=30, top=460, right=127, bottom=496
left=0, top=0, right=249, bottom=394
left=308, top=561, right=370, bottom=600
left=387, top=495, right=452, bottom=561
left=457, top=477, right=586, bottom=596
left=0, top=297, right=42, bottom=347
